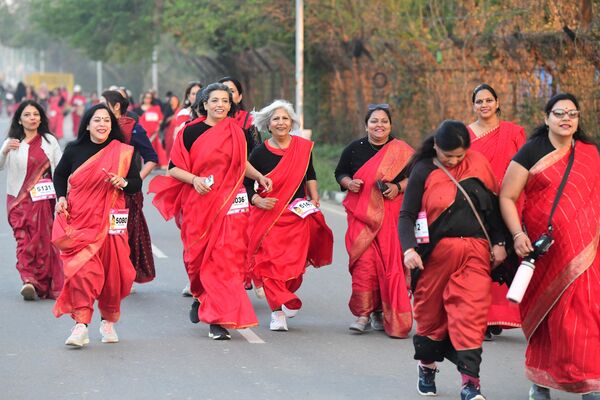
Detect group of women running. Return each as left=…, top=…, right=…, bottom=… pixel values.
left=1, top=80, right=598, bottom=400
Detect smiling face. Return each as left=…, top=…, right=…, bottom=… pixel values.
left=20, top=105, right=41, bottom=132
left=366, top=110, right=391, bottom=143
left=473, top=89, right=498, bottom=120
left=435, top=145, right=467, bottom=168
left=88, top=108, right=112, bottom=144
left=268, top=108, right=292, bottom=139
left=545, top=99, right=579, bottom=139
left=204, top=90, right=231, bottom=123
left=221, top=81, right=242, bottom=105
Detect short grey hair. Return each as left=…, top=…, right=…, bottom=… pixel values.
left=251, top=99, right=301, bottom=135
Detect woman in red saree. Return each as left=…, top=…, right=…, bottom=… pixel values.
left=501, top=93, right=599, bottom=400
left=149, top=83, right=271, bottom=340
left=137, top=91, right=167, bottom=169
left=52, top=104, right=142, bottom=348
left=1, top=100, right=63, bottom=300
left=400, top=120, right=508, bottom=400
left=467, top=83, right=526, bottom=339
left=246, top=100, right=333, bottom=332
left=334, top=104, right=414, bottom=338
left=102, top=90, right=158, bottom=285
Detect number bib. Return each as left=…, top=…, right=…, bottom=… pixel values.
left=145, top=112, right=159, bottom=122
left=227, top=188, right=249, bottom=215
left=288, top=198, right=320, bottom=219
left=30, top=179, right=56, bottom=202
left=414, top=211, right=430, bottom=244
left=109, top=208, right=129, bottom=235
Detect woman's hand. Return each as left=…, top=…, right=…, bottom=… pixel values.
left=258, top=175, right=273, bottom=193
left=3, top=139, right=20, bottom=155
left=492, top=244, right=508, bottom=268
left=255, top=196, right=278, bottom=210
left=107, top=172, right=127, bottom=190
left=347, top=179, right=364, bottom=193
left=514, top=233, right=534, bottom=258
left=55, top=196, right=69, bottom=216
left=192, top=176, right=212, bottom=195
left=382, top=182, right=400, bottom=200
left=310, top=196, right=320, bottom=208
left=404, top=248, right=424, bottom=270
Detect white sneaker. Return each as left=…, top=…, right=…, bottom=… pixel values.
left=181, top=284, right=192, bottom=297
left=254, top=286, right=266, bottom=299
left=99, top=320, right=119, bottom=343
left=20, top=283, right=36, bottom=301
left=270, top=311, right=288, bottom=331
left=282, top=304, right=299, bottom=318
left=65, top=323, right=89, bottom=347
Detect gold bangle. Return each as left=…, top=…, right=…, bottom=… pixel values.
left=403, top=248, right=416, bottom=257
left=513, top=231, right=526, bottom=240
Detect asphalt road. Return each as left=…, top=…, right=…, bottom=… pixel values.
left=0, top=114, right=580, bottom=399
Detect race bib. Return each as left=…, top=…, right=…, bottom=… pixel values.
left=288, top=198, right=320, bottom=219
left=415, top=211, right=430, bottom=244
left=145, top=112, right=159, bottom=122
left=30, top=179, right=56, bottom=202
left=227, top=188, right=249, bottom=215
left=109, top=208, right=129, bottom=235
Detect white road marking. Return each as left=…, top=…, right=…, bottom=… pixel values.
left=151, top=243, right=168, bottom=259
left=320, top=202, right=346, bottom=217
left=237, top=328, right=265, bottom=344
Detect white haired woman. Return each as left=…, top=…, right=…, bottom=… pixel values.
left=245, top=100, right=333, bottom=332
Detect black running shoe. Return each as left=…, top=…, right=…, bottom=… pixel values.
left=461, top=382, right=486, bottom=400
left=189, top=299, right=200, bottom=324
left=417, top=364, right=438, bottom=396
left=208, top=324, right=231, bottom=340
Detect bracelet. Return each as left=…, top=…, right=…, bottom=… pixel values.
left=395, top=182, right=402, bottom=192
left=403, top=248, right=416, bottom=257
left=191, top=176, right=197, bottom=186
left=513, top=231, right=526, bottom=240
left=251, top=194, right=259, bottom=205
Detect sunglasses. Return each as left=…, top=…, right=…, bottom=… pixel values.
left=550, top=109, right=580, bottom=119
left=368, top=103, right=390, bottom=111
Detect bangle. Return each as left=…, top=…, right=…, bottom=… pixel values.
left=513, top=231, right=526, bottom=240
left=191, top=176, right=197, bottom=186
left=251, top=194, right=259, bottom=205
left=395, top=182, right=402, bottom=192
left=403, top=248, right=416, bottom=257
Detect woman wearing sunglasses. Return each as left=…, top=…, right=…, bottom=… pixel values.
left=467, top=83, right=526, bottom=340
left=500, top=93, right=600, bottom=400
left=334, top=104, right=414, bottom=338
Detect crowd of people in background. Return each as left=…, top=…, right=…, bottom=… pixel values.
left=0, top=77, right=598, bottom=400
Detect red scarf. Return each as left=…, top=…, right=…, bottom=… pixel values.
left=118, top=115, right=136, bottom=144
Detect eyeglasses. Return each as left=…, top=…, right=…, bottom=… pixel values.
left=550, top=109, right=580, bottom=119
left=368, top=103, right=389, bottom=110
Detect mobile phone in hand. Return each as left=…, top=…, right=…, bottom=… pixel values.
left=375, top=180, right=387, bottom=193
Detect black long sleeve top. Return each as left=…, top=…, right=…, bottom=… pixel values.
left=53, top=139, right=142, bottom=198
left=399, top=158, right=506, bottom=261
left=244, top=142, right=316, bottom=202
left=334, top=136, right=407, bottom=190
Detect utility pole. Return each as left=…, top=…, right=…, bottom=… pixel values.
left=152, top=47, right=159, bottom=93
left=295, top=0, right=305, bottom=134
left=96, top=61, right=103, bottom=95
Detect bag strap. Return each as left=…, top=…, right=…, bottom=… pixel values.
left=547, top=140, right=575, bottom=235
left=242, top=111, right=250, bottom=130
left=433, top=158, right=494, bottom=259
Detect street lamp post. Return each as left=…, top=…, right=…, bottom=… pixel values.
left=295, top=0, right=305, bottom=134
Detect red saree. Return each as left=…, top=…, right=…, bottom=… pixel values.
left=248, top=136, right=333, bottom=312
left=149, top=118, right=257, bottom=329
left=413, top=151, right=497, bottom=349
left=52, top=140, right=136, bottom=323
left=7, top=135, right=63, bottom=299
left=343, top=139, right=414, bottom=338
left=139, top=105, right=167, bottom=167
left=520, top=141, right=600, bottom=393
left=119, top=116, right=156, bottom=283
left=469, top=120, right=526, bottom=329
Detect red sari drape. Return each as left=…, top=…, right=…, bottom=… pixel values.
left=469, top=120, right=526, bottom=329
left=413, top=151, right=498, bottom=349
left=343, top=139, right=414, bottom=338
left=520, top=141, right=600, bottom=393
left=7, top=135, right=63, bottom=299
left=118, top=116, right=155, bottom=283
left=149, top=118, right=257, bottom=329
left=164, top=107, right=180, bottom=159
left=52, top=140, right=136, bottom=323
left=139, top=105, right=167, bottom=167
left=247, top=136, right=333, bottom=311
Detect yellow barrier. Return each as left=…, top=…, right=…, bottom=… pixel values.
left=24, top=73, right=74, bottom=92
